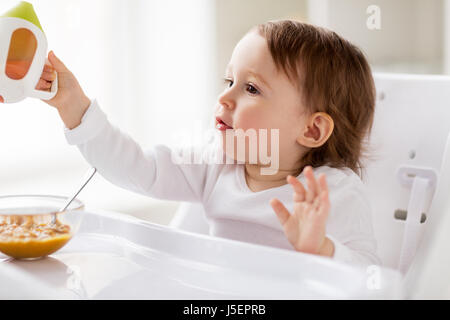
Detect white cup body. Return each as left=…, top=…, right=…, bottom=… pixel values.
left=0, top=17, right=49, bottom=103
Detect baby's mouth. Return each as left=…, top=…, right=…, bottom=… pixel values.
left=215, top=117, right=233, bottom=131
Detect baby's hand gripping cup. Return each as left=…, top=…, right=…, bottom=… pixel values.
left=0, top=1, right=57, bottom=103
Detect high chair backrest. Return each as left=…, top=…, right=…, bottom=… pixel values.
left=403, top=132, right=450, bottom=298
left=365, top=73, right=450, bottom=270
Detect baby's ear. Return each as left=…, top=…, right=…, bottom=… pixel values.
left=296, top=112, right=334, bottom=148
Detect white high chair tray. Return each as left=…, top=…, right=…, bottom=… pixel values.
left=0, top=210, right=403, bottom=299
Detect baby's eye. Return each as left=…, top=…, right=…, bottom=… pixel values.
left=223, top=78, right=233, bottom=88
left=246, top=83, right=259, bottom=95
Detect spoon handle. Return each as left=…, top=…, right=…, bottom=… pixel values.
left=60, top=167, right=97, bottom=213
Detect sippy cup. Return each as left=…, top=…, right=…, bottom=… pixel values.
left=0, top=1, right=57, bottom=103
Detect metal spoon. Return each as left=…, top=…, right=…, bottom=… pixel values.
left=51, top=167, right=97, bottom=224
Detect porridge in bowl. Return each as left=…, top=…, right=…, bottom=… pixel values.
left=0, top=195, right=84, bottom=260
left=0, top=215, right=72, bottom=259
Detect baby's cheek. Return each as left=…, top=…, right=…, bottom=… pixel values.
left=234, top=109, right=269, bottom=131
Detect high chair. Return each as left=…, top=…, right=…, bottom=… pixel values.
left=170, top=72, right=450, bottom=298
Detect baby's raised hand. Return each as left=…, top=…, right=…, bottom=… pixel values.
left=270, top=166, right=334, bottom=256
left=35, top=51, right=91, bottom=129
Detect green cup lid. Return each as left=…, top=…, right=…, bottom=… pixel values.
left=1, top=1, right=44, bottom=33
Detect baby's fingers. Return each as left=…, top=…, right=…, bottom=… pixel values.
left=40, top=70, right=56, bottom=82
left=318, top=173, right=329, bottom=195
left=41, top=59, right=56, bottom=81
left=43, top=62, right=54, bottom=73
left=317, top=190, right=330, bottom=222
left=310, top=175, right=330, bottom=222
left=304, top=166, right=319, bottom=203
left=287, top=175, right=306, bottom=202
left=270, top=198, right=291, bottom=227
left=35, top=78, right=52, bottom=91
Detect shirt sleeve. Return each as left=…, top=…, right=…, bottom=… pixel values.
left=327, top=234, right=380, bottom=266
left=63, top=99, right=213, bottom=202
left=325, top=180, right=381, bottom=267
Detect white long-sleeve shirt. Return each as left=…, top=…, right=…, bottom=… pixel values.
left=64, top=99, right=381, bottom=266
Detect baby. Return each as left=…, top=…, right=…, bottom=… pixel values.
left=38, top=20, right=380, bottom=266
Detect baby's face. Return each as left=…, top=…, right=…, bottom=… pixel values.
left=215, top=31, right=307, bottom=168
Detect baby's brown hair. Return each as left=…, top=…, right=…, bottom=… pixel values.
left=256, top=20, right=375, bottom=177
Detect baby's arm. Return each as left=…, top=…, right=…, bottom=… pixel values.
left=39, top=52, right=210, bottom=202
left=64, top=100, right=209, bottom=201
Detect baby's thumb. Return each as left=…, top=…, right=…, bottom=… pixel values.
left=48, top=51, right=69, bottom=73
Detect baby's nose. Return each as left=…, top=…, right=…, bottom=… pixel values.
left=218, top=92, right=236, bottom=110
left=219, top=100, right=235, bottom=111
